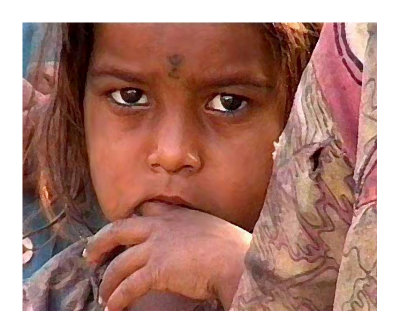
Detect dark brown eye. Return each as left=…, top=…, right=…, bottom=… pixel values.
left=206, top=94, right=247, bottom=114
left=111, top=88, right=148, bottom=106
left=220, top=94, right=243, bottom=111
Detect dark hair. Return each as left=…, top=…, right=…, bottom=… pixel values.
left=24, top=23, right=321, bottom=232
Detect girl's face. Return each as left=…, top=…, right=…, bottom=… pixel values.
left=84, top=24, right=286, bottom=231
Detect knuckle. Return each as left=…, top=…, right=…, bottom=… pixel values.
left=153, top=218, right=170, bottom=233
left=119, top=281, right=131, bottom=299
left=153, top=268, right=165, bottom=290
left=149, top=232, right=162, bottom=244
left=112, top=219, right=125, bottom=230
left=149, top=218, right=161, bottom=231
left=148, top=262, right=164, bottom=290
left=148, top=224, right=161, bottom=240
left=108, top=220, right=124, bottom=240
left=125, top=275, right=135, bottom=287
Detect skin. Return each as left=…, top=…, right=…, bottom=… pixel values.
left=83, top=23, right=287, bottom=310
left=84, top=203, right=252, bottom=310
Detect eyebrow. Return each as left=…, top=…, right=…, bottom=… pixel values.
left=197, top=75, right=275, bottom=91
left=88, top=65, right=148, bottom=84
left=89, top=65, right=275, bottom=91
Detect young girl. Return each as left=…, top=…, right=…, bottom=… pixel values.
left=23, top=23, right=320, bottom=310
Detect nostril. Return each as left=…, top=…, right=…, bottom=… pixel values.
left=147, top=150, right=201, bottom=174
left=151, top=163, right=161, bottom=169
left=182, top=165, right=195, bottom=174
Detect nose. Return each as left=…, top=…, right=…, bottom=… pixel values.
left=147, top=112, right=202, bottom=175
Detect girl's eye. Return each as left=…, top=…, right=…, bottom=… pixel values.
left=110, top=88, right=149, bottom=107
left=206, top=94, right=248, bottom=114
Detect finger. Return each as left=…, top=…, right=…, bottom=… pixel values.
left=106, top=267, right=153, bottom=311
left=99, top=243, right=149, bottom=304
left=138, top=201, right=183, bottom=217
left=84, top=217, right=152, bottom=264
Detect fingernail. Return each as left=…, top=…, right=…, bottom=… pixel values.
left=98, top=296, right=103, bottom=305
left=82, top=248, right=87, bottom=258
left=104, top=307, right=109, bottom=311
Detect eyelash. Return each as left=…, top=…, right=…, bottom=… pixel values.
left=106, top=89, right=251, bottom=117
left=106, top=88, right=150, bottom=115
left=205, top=93, right=249, bottom=117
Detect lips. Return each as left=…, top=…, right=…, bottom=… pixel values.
left=134, top=195, right=197, bottom=216
left=150, top=195, right=195, bottom=208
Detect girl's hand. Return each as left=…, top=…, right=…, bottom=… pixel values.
left=84, top=202, right=252, bottom=311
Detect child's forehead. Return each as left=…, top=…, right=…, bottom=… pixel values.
left=95, top=23, right=269, bottom=61
left=95, top=23, right=264, bottom=45
left=92, top=23, right=278, bottom=75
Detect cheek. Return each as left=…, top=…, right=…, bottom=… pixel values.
left=209, top=133, right=277, bottom=230
left=84, top=99, right=148, bottom=220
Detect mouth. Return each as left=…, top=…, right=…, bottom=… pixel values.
left=150, top=195, right=195, bottom=209
left=133, top=195, right=197, bottom=216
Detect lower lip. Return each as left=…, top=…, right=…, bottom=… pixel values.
left=135, top=200, right=186, bottom=216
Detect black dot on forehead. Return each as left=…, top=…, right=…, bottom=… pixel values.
left=168, top=54, right=184, bottom=66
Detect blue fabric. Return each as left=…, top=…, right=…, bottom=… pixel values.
left=23, top=191, right=108, bottom=280
left=23, top=194, right=56, bottom=280
left=23, top=23, right=40, bottom=78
